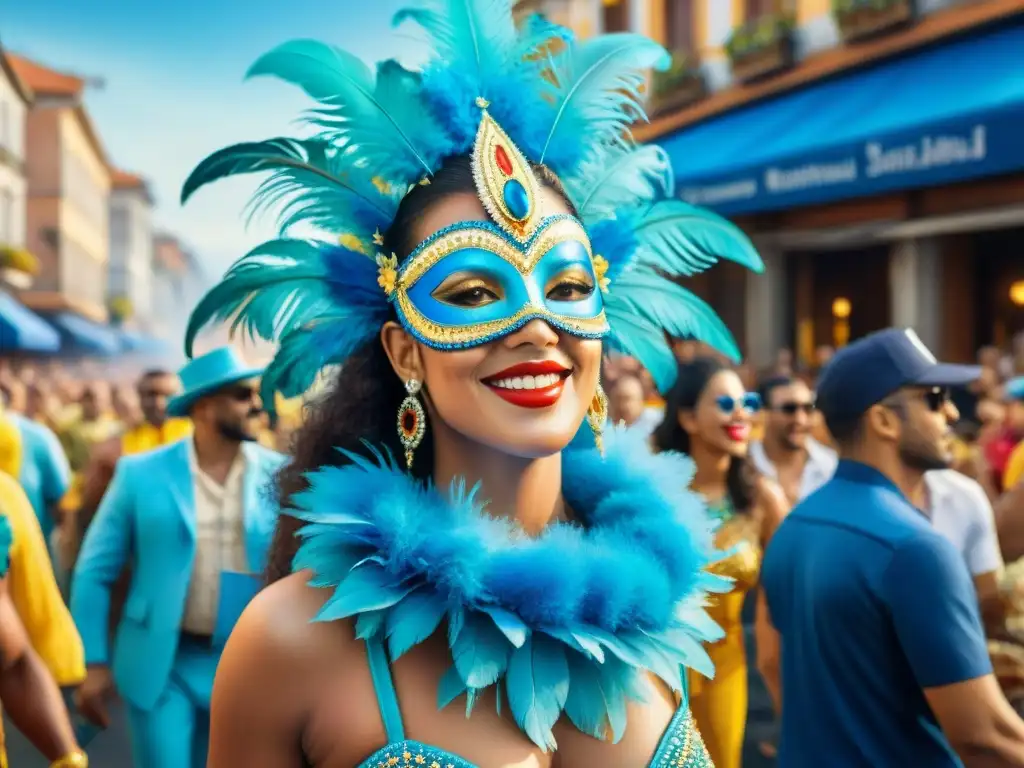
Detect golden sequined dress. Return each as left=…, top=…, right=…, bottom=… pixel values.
left=689, top=497, right=760, bottom=768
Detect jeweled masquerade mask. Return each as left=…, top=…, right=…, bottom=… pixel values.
left=377, top=106, right=609, bottom=350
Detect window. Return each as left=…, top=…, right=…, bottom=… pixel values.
left=0, top=188, right=11, bottom=244
left=0, top=100, right=8, bottom=151
left=666, top=0, right=695, bottom=54
left=602, top=0, right=630, bottom=33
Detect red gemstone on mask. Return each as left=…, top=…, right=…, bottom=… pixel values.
left=495, top=145, right=513, bottom=176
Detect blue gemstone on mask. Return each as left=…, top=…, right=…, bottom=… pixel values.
left=502, top=178, right=529, bottom=221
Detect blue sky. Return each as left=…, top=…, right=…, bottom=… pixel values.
left=4, top=0, right=427, bottom=279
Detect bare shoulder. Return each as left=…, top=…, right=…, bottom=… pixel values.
left=229, top=571, right=355, bottom=666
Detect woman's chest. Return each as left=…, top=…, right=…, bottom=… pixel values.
left=303, top=638, right=687, bottom=768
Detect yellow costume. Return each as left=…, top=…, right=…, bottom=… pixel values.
left=121, top=418, right=192, bottom=455
left=1005, top=439, right=1024, bottom=491
left=689, top=498, right=761, bottom=768
left=0, top=472, right=85, bottom=687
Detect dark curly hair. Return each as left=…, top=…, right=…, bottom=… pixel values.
left=266, top=154, right=578, bottom=583
left=651, top=356, right=757, bottom=514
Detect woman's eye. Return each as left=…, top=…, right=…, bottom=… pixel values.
left=444, top=286, right=500, bottom=307
left=547, top=280, right=594, bottom=301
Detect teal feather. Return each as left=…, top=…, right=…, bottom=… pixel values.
left=448, top=606, right=466, bottom=645
left=506, top=635, right=570, bottom=752
left=247, top=40, right=443, bottom=184
left=393, top=0, right=517, bottom=84
left=632, top=199, right=764, bottom=276
left=180, top=137, right=396, bottom=233
left=539, top=33, right=670, bottom=166
left=481, top=605, right=528, bottom=648
left=452, top=613, right=511, bottom=689
left=602, top=306, right=679, bottom=395
left=0, top=515, right=10, bottom=579
left=437, top=664, right=468, bottom=709
left=562, top=651, right=608, bottom=737
left=565, top=144, right=672, bottom=220
left=355, top=610, right=387, bottom=639
left=386, top=590, right=448, bottom=659
left=316, top=565, right=412, bottom=621
left=609, top=271, right=741, bottom=363
left=183, top=239, right=330, bottom=356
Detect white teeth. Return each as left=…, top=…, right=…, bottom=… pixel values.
left=488, top=373, right=563, bottom=390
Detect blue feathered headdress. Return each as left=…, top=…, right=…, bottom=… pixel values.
left=181, top=1, right=764, bottom=402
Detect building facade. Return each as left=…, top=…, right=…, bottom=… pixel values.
left=533, top=0, right=1024, bottom=368
left=0, top=52, right=30, bottom=254
left=108, top=170, right=154, bottom=328
left=8, top=54, right=111, bottom=324
left=152, top=233, right=206, bottom=355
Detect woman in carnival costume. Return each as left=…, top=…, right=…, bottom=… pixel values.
left=654, top=358, right=789, bottom=768
left=185, top=2, right=763, bottom=765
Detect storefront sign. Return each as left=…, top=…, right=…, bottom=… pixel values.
left=674, top=112, right=1023, bottom=216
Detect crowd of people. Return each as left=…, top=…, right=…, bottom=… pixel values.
left=602, top=333, right=1024, bottom=766
left=0, top=327, right=1019, bottom=766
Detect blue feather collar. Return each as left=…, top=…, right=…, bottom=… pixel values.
left=291, top=427, right=726, bottom=751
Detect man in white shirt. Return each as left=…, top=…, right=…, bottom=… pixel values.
left=750, top=375, right=837, bottom=505
left=70, top=347, right=286, bottom=768
left=920, top=469, right=1004, bottom=632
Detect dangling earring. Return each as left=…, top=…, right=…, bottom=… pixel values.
left=587, top=383, right=608, bottom=457
left=397, top=379, right=427, bottom=471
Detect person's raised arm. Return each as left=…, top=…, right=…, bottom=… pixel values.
left=888, top=534, right=1024, bottom=767
left=0, top=537, right=82, bottom=763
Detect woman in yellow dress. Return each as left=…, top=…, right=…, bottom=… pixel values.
left=654, top=357, right=789, bottom=768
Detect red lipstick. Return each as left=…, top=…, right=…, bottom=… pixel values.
left=482, top=360, right=572, bottom=409
left=725, top=424, right=749, bottom=442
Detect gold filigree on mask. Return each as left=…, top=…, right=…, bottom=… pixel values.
left=471, top=109, right=543, bottom=242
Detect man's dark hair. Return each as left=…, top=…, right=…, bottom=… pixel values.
left=140, top=368, right=173, bottom=380
left=757, top=374, right=797, bottom=409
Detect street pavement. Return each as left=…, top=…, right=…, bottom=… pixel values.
left=6, top=626, right=778, bottom=767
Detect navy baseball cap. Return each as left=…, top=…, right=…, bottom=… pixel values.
left=816, top=328, right=980, bottom=426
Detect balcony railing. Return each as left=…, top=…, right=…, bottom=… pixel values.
left=725, top=12, right=797, bottom=84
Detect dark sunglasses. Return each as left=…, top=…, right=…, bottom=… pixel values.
left=223, top=385, right=259, bottom=403
left=715, top=392, right=762, bottom=414
left=774, top=401, right=815, bottom=416
left=922, top=387, right=950, bottom=412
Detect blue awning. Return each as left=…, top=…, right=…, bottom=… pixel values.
left=0, top=294, right=60, bottom=352
left=46, top=312, right=121, bottom=356
left=118, top=330, right=170, bottom=355
left=660, top=19, right=1024, bottom=216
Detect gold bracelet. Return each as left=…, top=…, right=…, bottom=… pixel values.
left=49, top=751, right=88, bottom=768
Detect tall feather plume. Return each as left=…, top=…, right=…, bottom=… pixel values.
left=247, top=41, right=452, bottom=186
left=392, top=0, right=518, bottom=86
left=185, top=239, right=331, bottom=356
left=604, top=273, right=742, bottom=393
left=537, top=33, right=671, bottom=174
left=629, top=199, right=764, bottom=276
left=563, top=144, right=673, bottom=220
left=180, top=137, right=397, bottom=237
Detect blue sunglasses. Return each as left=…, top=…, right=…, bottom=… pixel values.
left=716, top=392, right=762, bottom=414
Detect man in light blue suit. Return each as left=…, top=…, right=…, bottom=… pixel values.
left=70, top=347, right=286, bottom=768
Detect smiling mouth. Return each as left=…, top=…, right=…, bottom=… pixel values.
left=725, top=424, right=750, bottom=442
left=481, top=361, right=572, bottom=409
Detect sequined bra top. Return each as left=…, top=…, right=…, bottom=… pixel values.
left=356, top=637, right=713, bottom=768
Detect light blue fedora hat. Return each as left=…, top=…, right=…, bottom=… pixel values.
left=166, top=347, right=265, bottom=418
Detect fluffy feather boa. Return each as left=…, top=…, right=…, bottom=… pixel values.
left=291, top=426, right=727, bottom=750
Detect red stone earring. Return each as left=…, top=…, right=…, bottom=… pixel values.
left=397, top=379, right=426, bottom=470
